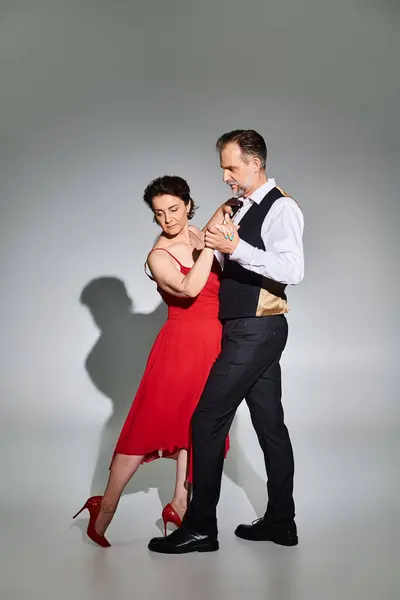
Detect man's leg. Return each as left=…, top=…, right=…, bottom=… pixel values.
left=186, top=316, right=290, bottom=535
left=235, top=318, right=298, bottom=545
left=247, top=360, right=295, bottom=520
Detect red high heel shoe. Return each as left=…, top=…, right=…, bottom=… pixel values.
left=73, top=496, right=111, bottom=547
left=162, top=503, right=183, bottom=536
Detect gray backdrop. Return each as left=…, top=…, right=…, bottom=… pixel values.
left=1, top=2, right=398, bottom=599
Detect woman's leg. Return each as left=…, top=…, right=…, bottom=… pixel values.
left=170, top=449, right=190, bottom=519
left=95, top=453, right=144, bottom=535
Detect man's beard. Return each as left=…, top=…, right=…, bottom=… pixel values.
left=228, top=182, right=247, bottom=198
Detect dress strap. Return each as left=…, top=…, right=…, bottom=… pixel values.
left=149, top=248, right=184, bottom=268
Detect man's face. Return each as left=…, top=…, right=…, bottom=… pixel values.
left=219, top=142, right=259, bottom=198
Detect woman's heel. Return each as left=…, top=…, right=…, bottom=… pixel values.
left=161, top=503, right=183, bottom=536
left=73, top=496, right=111, bottom=548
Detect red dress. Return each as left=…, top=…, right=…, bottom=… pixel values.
left=113, top=249, right=229, bottom=476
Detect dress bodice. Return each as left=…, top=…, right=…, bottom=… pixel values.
left=161, top=260, right=221, bottom=321
left=147, top=249, right=221, bottom=322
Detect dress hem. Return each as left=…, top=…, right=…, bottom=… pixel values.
left=111, top=445, right=188, bottom=466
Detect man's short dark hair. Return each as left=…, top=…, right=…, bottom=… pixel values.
left=216, top=129, right=267, bottom=169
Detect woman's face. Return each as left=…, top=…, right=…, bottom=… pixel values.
left=152, top=194, right=189, bottom=236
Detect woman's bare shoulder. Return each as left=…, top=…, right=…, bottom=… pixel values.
left=147, top=234, right=169, bottom=257
left=188, top=225, right=204, bottom=247
left=188, top=224, right=203, bottom=238
left=147, top=238, right=182, bottom=271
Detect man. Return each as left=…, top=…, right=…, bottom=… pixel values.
left=148, top=129, right=304, bottom=553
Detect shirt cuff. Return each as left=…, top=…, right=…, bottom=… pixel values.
left=230, top=239, right=254, bottom=265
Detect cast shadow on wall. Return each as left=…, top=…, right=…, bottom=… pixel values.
left=79, top=276, right=266, bottom=532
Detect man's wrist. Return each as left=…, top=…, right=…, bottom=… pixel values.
left=229, top=237, right=240, bottom=255
left=230, top=238, right=254, bottom=263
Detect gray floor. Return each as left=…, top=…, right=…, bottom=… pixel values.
left=1, top=376, right=398, bottom=600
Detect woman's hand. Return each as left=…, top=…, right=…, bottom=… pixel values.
left=203, top=198, right=242, bottom=233
left=221, top=198, right=242, bottom=220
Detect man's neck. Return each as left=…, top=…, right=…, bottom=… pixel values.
left=244, top=174, right=268, bottom=198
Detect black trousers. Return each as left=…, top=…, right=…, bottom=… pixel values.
left=185, top=314, right=295, bottom=535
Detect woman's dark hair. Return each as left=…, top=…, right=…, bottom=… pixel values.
left=143, top=175, right=197, bottom=220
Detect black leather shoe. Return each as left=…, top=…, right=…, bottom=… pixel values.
left=148, top=526, right=219, bottom=554
left=235, top=518, right=298, bottom=546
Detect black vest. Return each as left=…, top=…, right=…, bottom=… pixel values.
left=219, top=187, right=289, bottom=320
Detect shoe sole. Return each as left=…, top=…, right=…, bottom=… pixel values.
left=149, top=541, right=219, bottom=554
left=235, top=531, right=298, bottom=547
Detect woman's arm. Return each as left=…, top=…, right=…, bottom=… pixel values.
left=147, top=248, right=215, bottom=298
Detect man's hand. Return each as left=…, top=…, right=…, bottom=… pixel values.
left=204, top=213, right=240, bottom=253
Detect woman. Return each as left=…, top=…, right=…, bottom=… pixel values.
left=73, top=175, right=235, bottom=547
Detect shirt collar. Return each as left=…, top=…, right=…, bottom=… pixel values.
left=246, top=178, right=276, bottom=204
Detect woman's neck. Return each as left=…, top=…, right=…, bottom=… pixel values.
left=163, top=225, right=190, bottom=244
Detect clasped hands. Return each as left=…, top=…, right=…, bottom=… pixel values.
left=204, top=211, right=240, bottom=254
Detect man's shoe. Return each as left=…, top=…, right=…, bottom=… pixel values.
left=235, top=518, right=298, bottom=546
left=148, top=525, right=219, bottom=554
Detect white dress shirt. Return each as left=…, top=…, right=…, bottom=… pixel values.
left=215, top=178, right=304, bottom=285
